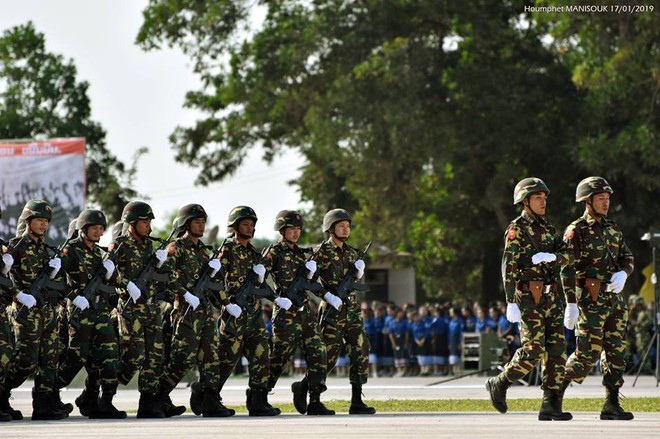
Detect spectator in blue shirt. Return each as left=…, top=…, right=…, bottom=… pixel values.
left=447, top=307, right=464, bottom=374
left=388, top=308, right=409, bottom=377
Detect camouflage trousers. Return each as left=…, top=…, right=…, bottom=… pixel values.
left=110, top=300, right=164, bottom=395
left=318, top=301, right=369, bottom=386
left=1, top=305, right=13, bottom=380
left=5, top=304, right=59, bottom=392
left=217, top=306, right=271, bottom=391
left=502, top=288, right=566, bottom=390
left=565, top=289, right=628, bottom=388
left=56, top=305, right=118, bottom=394
left=269, top=305, right=327, bottom=392
left=160, top=301, right=221, bottom=393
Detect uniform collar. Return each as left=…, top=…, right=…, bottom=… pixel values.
left=521, top=210, right=546, bottom=226
left=582, top=210, right=607, bottom=227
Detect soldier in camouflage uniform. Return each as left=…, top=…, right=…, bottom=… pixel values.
left=2, top=200, right=68, bottom=420
left=216, top=206, right=280, bottom=416
left=264, top=210, right=334, bottom=416
left=108, top=201, right=169, bottom=418
left=486, top=178, right=571, bottom=421
left=560, top=176, right=635, bottom=420
left=56, top=209, right=126, bottom=418
left=158, top=203, right=233, bottom=418
left=314, top=208, right=375, bottom=415
left=0, top=205, right=16, bottom=421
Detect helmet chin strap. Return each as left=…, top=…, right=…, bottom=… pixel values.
left=523, top=199, right=543, bottom=221
left=586, top=198, right=607, bottom=220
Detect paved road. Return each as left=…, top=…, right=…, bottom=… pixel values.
left=4, top=375, right=659, bottom=438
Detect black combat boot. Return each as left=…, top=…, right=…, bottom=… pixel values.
left=160, top=393, right=186, bottom=417
left=202, top=388, right=235, bottom=418
left=0, top=409, right=10, bottom=422
left=485, top=374, right=512, bottom=414
left=291, top=379, right=308, bottom=414
left=31, top=389, right=68, bottom=420
left=600, top=386, right=634, bottom=420
left=136, top=392, right=165, bottom=419
left=52, top=388, right=74, bottom=414
left=306, top=388, right=335, bottom=416
left=349, top=384, right=376, bottom=415
left=93, top=391, right=127, bottom=419
left=75, top=388, right=99, bottom=417
left=0, top=389, right=23, bottom=420
left=538, top=389, right=572, bottom=421
left=190, top=381, right=203, bottom=415
left=248, top=388, right=280, bottom=416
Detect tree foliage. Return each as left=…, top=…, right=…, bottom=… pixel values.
left=0, top=22, right=138, bottom=220
left=137, top=0, right=658, bottom=303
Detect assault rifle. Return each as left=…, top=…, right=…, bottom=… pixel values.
left=16, top=237, right=72, bottom=326
left=272, top=244, right=325, bottom=329
left=320, top=240, right=372, bottom=327
left=225, top=244, right=276, bottom=336
left=69, top=242, right=123, bottom=329
left=182, top=239, right=227, bottom=321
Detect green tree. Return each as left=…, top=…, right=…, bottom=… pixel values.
left=0, top=22, right=138, bottom=220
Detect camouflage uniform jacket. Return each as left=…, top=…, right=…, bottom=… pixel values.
left=8, top=232, right=65, bottom=302
left=265, top=241, right=321, bottom=299
left=0, top=249, right=14, bottom=305
left=315, top=239, right=360, bottom=295
left=111, top=233, right=161, bottom=300
left=501, top=210, right=567, bottom=303
left=219, top=239, right=262, bottom=310
left=62, top=236, right=116, bottom=302
left=166, top=236, right=212, bottom=298
left=561, top=211, right=634, bottom=303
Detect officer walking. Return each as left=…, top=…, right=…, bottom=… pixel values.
left=486, top=178, right=571, bottom=420
left=158, top=204, right=233, bottom=417
left=560, top=177, right=635, bottom=420
left=265, top=210, right=334, bottom=415
left=313, top=209, right=375, bottom=415
left=56, top=209, right=125, bottom=418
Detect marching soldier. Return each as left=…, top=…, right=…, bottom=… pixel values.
left=0, top=205, right=16, bottom=421
left=158, top=204, right=233, bottom=417
left=312, top=208, right=375, bottom=415
left=3, top=200, right=67, bottom=420
left=560, top=177, right=635, bottom=420
left=485, top=178, right=571, bottom=420
left=265, top=210, right=334, bottom=415
left=215, top=206, right=280, bottom=416
left=56, top=209, right=125, bottom=418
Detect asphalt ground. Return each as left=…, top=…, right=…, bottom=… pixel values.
left=3, top=374, right=659, bottom=438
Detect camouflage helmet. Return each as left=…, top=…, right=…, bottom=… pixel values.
left=19, top=199, right=53, bottom=221
left=121, top=201, right=154, bottom=223
left=322, top=208, right=352, bottom=233
left=513, top=178, right=550, bottom=205
left=111, top=220, right=128, bottom=241
left=274, top=210, right=304, bottom=232
left=76, top=209, right=107, bottom=230
left=227, top=206, right=258, bottom=227
left=575, top=176, right=613, bottom=202
left=176, top=204, right=208, bottom=230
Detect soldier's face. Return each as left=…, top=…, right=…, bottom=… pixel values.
left=84, top=224, right=105, bottom=242
left=332, top=220, right=351, bottom=240
left=134, top=219, right=152, bottom=237
left=591, top=192, right=610, bottom=216
left=237, top=219, right=255, bottom=239
left=527, top=192, right=547, bottom=215
left=28, top=217, right=49, bottom=236
left=283, top=226, right=301, bottom=243
left=189, top=217, right=206, bottom=238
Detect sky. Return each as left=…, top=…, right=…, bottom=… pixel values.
left=0, top=0, right=306, bottom=241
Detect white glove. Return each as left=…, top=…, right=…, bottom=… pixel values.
left=505, top=303, right=521, bottom=323
left=1, top=253, right=14, bottom=275
left=607, top=270, right=628, bottom=294
left=324, top=292, right=342, bottom=310
left=102, top=259, right=115, bottom=280
left=155, top=249, right=168, bottom=268
left=16, top=291, right=37, bottom=309
left=72, top=295, right=90, bottom=311
left=274, top=297, right=293, bottom=310
left=354, top=259, right=365, bottom=279
left=564, top=303, right=579, bottom=330
left=48, top=257, right=62, bottom=279
left=252, top=264, right=266, bottom=284
left=208, top=258, right=221, bottom=277
left=226, top=303, right=242, bottom=318
left=126, top=281, right=142, bottom=301
left=531, top=252, right=557, bottom=265
left=305, top=260, right=317, bottom=279
left=183, top=291, right=200, bottom=310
